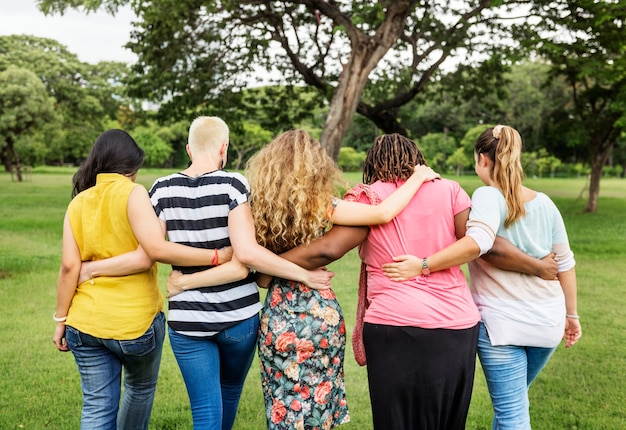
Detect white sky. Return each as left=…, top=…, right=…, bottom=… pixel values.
left=0, top=0, right=137, bottom=64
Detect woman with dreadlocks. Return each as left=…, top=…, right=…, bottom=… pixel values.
left=347, top=133, right=481, bottom=429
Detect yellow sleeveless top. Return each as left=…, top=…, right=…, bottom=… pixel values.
left=66, top=173, right=163, bottom=339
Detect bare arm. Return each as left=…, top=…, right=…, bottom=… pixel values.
left=382, top=208, right=558, bottom=281
left=559, top=268, right=581, bottom=348
left=331, top=165, right=439, bottom=225
left=229, top=202, right=334, bottom=290
left=53, top=212, right=81, bottom=352
left=166, top=255, right=250, bottom=298
left=127, top=186, right=215, bottom=265
left=78, top=246, right=153, bottom=284
left=255, top=225, right=368, bottom=288
left=79, top=246, right=235, bottom=284
left=483, top=238, right=558, bottom=280
left=278, top=225, right=369, bottom=269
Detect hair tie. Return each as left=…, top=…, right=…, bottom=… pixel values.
left=493, top=125, right=504, bottom=139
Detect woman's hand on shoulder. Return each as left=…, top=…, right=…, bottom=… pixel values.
left=412, top=165, right=440, bottom=183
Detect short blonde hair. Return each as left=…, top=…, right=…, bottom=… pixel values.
left=246, top=129, right=345, bottom=254
left=188, top=116, right=229, bottom=155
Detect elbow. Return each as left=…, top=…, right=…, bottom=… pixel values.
left=320, top=247, right=346, bottom=263
left=142, top=245, right=169, bottom=264
left=58, top=261, right=80, bottom=282
left=313, top=243, right=350, bottom=265
left=233, top=251, right=255, bottom=268
left=234, top=264, right=251, bottom=281
left=138, top=254, right=155, bottom=271
left=377, top=210, right=395, bottom=225
left=59, top=262, right=79, bottom=277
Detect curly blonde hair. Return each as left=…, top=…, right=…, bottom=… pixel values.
left=245, top=130, right=345, bottom=254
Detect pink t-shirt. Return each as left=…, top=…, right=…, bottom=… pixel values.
left=356, top=178, right=480, bottom=329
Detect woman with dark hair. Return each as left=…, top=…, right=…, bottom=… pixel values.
left=346, top=133, right=481, bottom=429
left=53, top=129, right=227, bottom=430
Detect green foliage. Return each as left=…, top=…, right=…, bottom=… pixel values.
left=230, top=122, right=273, bottom=170
left=38, top=0, right=573, bottom=159
left=447, top=147, right=472, bottom=175
left=133, top=129, right=173, bottom=168
left=461, top=124, right=496, bottom=160
left=0, top=35, right=133, bottom=164
left=0, top=66, right=57, bottom=171
left=337, top=147, right=366, bottom=172
left=526, top=0, right=626, bottom=210
left=417, top=132, right=457, bottom=171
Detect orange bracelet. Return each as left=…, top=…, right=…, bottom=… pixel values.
left=211, top=249, right=219, bottom=266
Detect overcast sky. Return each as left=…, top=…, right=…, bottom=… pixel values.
left=0, top=0, right=137, bottom=64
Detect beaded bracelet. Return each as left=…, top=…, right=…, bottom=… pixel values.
left=566, top=314, right=580, bottom=319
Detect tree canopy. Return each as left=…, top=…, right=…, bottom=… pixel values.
left=38, top=0, right=552, bottom=159
left=0, top=35, right=135, bottom=166
left=526, top=0, right=626, bottom=212
left=0, top=66, right=56, bottom=180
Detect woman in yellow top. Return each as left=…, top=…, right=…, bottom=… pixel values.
left=52, top=129, right=236, bottom=430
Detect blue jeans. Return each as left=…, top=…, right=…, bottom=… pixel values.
left=168, top=314, right=259, bottom=430
left=66, top=312, right=165, bottom=430
left=477, top=322, right=556, bottom=430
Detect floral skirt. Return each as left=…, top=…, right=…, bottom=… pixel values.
left=258, top=278, right=350, bottom=429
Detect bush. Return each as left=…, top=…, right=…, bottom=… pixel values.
left=338, top=146, right=366, bottom=172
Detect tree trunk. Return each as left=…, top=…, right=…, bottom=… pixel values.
left=320, top=52, right=371, bottom=161
left=6, top=137, right=24, bottom=182
left=584, top=140, right=613, bottom=213
left=2, top=145, right=11, bottom=173
left=319, top=1, right=415, bottom=160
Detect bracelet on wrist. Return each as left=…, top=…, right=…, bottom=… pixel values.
left=53, top=312, right=67, bottom=322
left=566, top=314, right=580, bottom=319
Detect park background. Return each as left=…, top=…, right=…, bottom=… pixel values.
left=1, top=1, right=626, bottom=429
left=0, top=170, right=624, bottom=429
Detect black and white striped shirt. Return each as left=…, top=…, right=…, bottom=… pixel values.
left=149, top=170, right=262, bottom=337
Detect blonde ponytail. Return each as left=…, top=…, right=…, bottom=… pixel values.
left=475, top=125, right=525, bottom=227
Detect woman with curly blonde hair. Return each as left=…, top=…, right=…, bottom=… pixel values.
left=246, top=129, right=438, bottom=429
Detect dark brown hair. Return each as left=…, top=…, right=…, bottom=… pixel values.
left=72, top=129, right=144, bottom=197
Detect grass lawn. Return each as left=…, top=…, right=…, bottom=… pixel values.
left=0, top=167, right=624, bottom=429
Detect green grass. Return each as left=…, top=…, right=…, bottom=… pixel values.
left=1, top=169, right=625, bottom=429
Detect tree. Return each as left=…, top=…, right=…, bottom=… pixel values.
left=0, top=35, right=132, bottom=165
left=0, top=66, right=56, bottom=181
left=230, top=122, right=273, bottom=170
left=447, top=147, right=471, bottom=176
left=418, top=132, right=457, bottom=172
left=133, top=128, right=173, bottom=167
left=527, top=1, right=626, bottom=212
left=39, top=0, right=552, bottom=160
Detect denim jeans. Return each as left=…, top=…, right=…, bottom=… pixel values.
left=65, top=312, right=165, bottom=430
left=477, top=322, right=556, bottom=430
left=168, top=313, right=259, bottom=430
